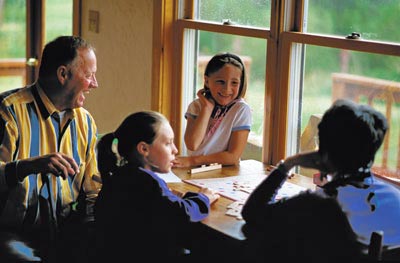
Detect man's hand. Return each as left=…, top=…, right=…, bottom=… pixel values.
left=18, top=153, right=80, bottom=180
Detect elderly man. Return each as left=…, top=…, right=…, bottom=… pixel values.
left=0, top=36, right=101, bottom=262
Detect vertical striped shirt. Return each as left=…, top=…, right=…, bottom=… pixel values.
left=0, top=83, right=101, bottom=229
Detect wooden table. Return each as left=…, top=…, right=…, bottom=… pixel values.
left=169, top=159, right=315, bottom=241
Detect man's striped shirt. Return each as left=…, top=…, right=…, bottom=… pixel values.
left=0, top=83, right=101, bottom=229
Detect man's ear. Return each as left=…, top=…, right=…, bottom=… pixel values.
left=57, top=66, right=68, bottom=83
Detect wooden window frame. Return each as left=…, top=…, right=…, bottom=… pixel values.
left=152, top=0, right=400, bottom=179
left=0, top=1, right=81, bottom=85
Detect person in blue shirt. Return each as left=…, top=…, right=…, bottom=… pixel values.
left=93, top=110, right=219, bottom=262
left=241, top=99, right=400, bottom=262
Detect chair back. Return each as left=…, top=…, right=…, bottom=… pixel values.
left=368, top=231, right=383, bottom=260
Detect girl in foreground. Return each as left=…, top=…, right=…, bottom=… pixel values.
left=94, top=111, right=219, bottom=262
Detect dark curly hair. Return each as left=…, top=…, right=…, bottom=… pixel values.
left=318, top=99, right=388, bottom=174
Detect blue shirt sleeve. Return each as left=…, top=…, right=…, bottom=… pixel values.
left=142, top=167, right=210, bottom=222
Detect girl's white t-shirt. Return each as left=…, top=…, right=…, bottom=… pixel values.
left=185, top=98, right=252, bottom=156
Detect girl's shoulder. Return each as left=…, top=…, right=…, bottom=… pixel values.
left=186, top=99, right=202, bottom=116
left=229, top=98, right=250, bottom=109
left=236, top=97, right=248, bottom=104
left=230, top=98, right=252, bottom=115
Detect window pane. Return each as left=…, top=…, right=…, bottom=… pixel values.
left=0, top=0, right=26, bottom=59
left=0, top=0, right=26, bottom=90
left=198, top=0, right=271, bottom=28
left=0, top=76, right=24, bottom=92
left=182, top=30, right=267, bottom=161
left=305, top=0, right=400, bottom=42
left=292, top=45, right=400, bottom=178
left=45, top=0, right=73, bottom=43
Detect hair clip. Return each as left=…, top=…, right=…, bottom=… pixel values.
left=357, top=160, right=372, bottom=173
left=358, top=167, right=370, bottom=173
left=111, top=137, right=128, bottom=167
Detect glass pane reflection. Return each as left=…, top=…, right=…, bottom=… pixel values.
left=198, top=0, right=271, bottom=28
left=306, top=0, right=400, bottom=42
left=297, top=45, right=400, bottom=177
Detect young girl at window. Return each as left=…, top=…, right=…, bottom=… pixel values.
left=93, top=111, right=219, bottom=262
left=173, top=52, right=252, bottom=167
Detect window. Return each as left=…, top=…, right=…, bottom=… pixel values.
left=305, top=0, right=400, bottom=43
left=0, top=0, right=74, bottom=91
left=180, top=30, right=267, bottom=158
left=45, top=0, right=73, bottom=43
left=155, top=0, right=400, bottom=180
left=175, top=0, right=271, bottom=160
left=0, top=0, right=26, bottom=91
left=288, top=0, right=400, bottom=178
left=198, top=0, right=271, bottom=28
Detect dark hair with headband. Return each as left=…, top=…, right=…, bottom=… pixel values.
left=204, top=52, right=247, bottom=99
left=96, top=111, right=168, bottom=182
